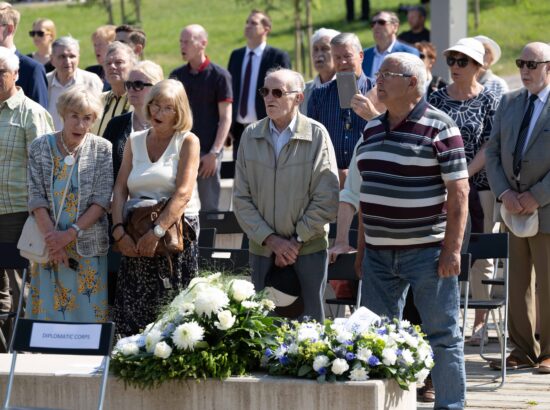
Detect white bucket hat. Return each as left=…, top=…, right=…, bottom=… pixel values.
left=500, top=207, right=539, bottom=238
left=444, top=37, right=485, bottom=66
left=474, top=35, right=502, bottom=66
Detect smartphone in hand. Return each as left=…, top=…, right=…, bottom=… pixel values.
left=336, top=72, right=359, bottom=109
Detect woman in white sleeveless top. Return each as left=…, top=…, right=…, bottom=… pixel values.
left=111, top=79, right=201, bottom=336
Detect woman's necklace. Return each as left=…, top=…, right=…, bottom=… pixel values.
left=60, top=131, right=85, bottom=166
left=133, top=112, right=150, bottom=131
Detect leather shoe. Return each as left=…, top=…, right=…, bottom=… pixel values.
left=490, top=355, right=537, bottom=371
left=417, top=376, right=435, bottom=403
left=537, top=358, right=550, bottom=374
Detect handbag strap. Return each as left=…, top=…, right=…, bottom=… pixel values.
left=53, top=153, right=78, bottom=230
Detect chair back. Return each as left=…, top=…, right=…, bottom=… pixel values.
left=198, top=247, right=250, bottom=274
left=467, top=233, right=509, bottom=263
left=0, top=242, right=29, bottom=270
left=199, top=211, right=242, bottom=234
left=198, top=228, right=217, bottom=248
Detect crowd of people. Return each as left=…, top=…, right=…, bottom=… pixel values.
left=0, top=1, right=549, bottom=409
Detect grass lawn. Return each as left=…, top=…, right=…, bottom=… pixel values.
left=13, top=0, right=547, bottom=78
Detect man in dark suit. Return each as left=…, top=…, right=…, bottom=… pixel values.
left=227, top=9, right=291, bottom=159
left=0, top=2, right=48, bottom=108
left=486, top=42, right=550, bottom=373
left=361, top=10, right=419, bottom=79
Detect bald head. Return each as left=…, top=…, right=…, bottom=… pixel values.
left=180, top=24, right=207, bottom=64
left=519, top=42, right=550, bottom=94
left=183, top=24, right=208, bottom=42
left=523, top=42, right=550, bottom=61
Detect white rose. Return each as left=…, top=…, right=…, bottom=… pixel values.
left=172, top=321, right=205, bottom=351
left=401, top=349, right=415, bottom=366
left=417, top=343, right=432, bottom=361
left=356, top=347, right=372, bottom=362
left=145, top=330, right=162, bottom=353
left=382, top=348, right=397, bottom=366
left=215, top=310, right=236, bottom=330
left=331, top=358, right=350, bottom=375
left=424, top=357, right=434, bottom=368
left=297, top=324, right=320, bottom=342
left=313, top=355, right=330, bottom=372
left=120, top=342, right=140, bottom=356
left=194, top=286, right=229, bottom=316
left=349, top=367, right=369, bottom=381
left=336, top=329, right=353, bottom=344
left=416, top=368, right=430, bottom=384
left=230, top=279, right=256, bottom=302
left=154, top=341, right=173, bottom=359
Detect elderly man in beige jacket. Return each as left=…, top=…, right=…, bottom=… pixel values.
left=233, top=68, right=339, bottom=322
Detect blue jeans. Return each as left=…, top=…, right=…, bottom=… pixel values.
left=362, top=246, right=465, bottom=410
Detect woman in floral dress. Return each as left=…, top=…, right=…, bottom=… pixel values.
left=27, top=86, right=113, bottom=322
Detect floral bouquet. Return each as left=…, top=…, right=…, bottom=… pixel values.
left=110, top=273, right=278, bottom=389
left=263, top=307, right=433, bottom=390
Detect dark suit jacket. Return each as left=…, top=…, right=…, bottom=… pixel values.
left=361, top=41, right=420, bottom=79
left=227, top=45, right=291, bottom=122
left=103, top=111, right=133, bottom=179
left=486, top=88, right=550, bottom=232
left=15, top=50, right=48, bottom=109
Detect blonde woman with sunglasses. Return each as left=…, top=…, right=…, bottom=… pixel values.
left=27, top=18, right=56, bottom=73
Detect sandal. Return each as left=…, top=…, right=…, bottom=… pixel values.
left=468, top=327, right=489, bottom=346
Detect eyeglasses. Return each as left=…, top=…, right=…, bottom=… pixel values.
left=370, top=19, right=389, bottom=27
left=375, top=71, right=413, bottom=80
left=125, top=80, right=153, bottom=91
left=258, top=87, right=299, bottom=98
left=515, top=59, right=550, bottom=70
left=446, top=56, right=470, bottom=68
left=29, top=30, right=45, bottom=38
left=149, top=103, right=176, bottom=115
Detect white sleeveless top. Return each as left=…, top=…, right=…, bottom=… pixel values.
left=127, top=129, right=201, bottom=216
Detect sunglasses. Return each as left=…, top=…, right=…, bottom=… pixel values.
left=515, top=59, right=550, bottom=70
left=28, top=30, right=46, bottom=38
left=125, top=80, right=153, bottom=91
left=446, top=56, right=470, bottom=68
left=370, top=19, right=390, bottom=27
left=258, top=87, right=299, bottom=98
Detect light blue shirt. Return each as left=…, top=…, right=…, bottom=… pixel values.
left=268, top=114, right=298, bottom=160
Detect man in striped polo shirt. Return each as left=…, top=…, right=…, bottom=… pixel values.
left=331, top=53, right=469, bottom=409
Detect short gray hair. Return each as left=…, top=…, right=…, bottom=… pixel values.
left=265, top=68, right=305, bottom=92
left=311, top=28, right=340, bottom=45
left=383, top=52, right=427, bottom=96
left=331, top=33, right=362, bottom=54
left=0, top=46, right=19, bottom=73
left=105, top=41, right=137, bottom=65
left=52, top=36, right=80, bottom=55
left=57, top=85, right=103, bottom=123
left=373, top=10, right=399, bottom=24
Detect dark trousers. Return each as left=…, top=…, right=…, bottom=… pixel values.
left=231, top=122, right=249, bottom=160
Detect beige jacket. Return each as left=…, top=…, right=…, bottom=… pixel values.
left=233, top=113, right=339, bottom=257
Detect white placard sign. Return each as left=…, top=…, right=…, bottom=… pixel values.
left=30, top=323, right=102, bottom=349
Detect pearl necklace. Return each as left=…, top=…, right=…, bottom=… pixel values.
left=60, top=131, right=85, bottom=166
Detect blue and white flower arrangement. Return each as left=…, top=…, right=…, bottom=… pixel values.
left=263, top=307, right=433, bottom=389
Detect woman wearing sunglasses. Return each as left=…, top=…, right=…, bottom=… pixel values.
left=429, top=37, right=500, bottom=346
left=27, top=18, right=56, bottom=73
left=103, top=60, right=164, bottom=179
left=111, top=79, right=200, bottom=336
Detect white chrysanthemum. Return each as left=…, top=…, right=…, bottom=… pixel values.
left=288, top=343, right=299, bottom=355
left=331, top=358, right=350, bottom=375
left=349, top=367, right=369, bottom=381
left=207, top=272, right=222, bottom=283
left=313, top=355, right=330, bottom=371
left=145, top=330, right=162, bottom=353
left=401, top=349, right=415, bottom=366
left=178, top=302, right=195, bottom=316
left=120, top=342, right=140, bottom=356
left=389, top=331, right=405, bottom=344
left=400, top=320, right=411, bottom=328
left=336, top=329, right=353, bottom=344
left=417, top=343, right=432, bottom=361
left=230, top=279, right=256, bottom=302
left=194, top=286, right=229, bottom=316
left=261, top=298, right=276, bottom=311
left=215, top=310, right=236, bottom=330
left=401, top=331, right=419, bottom=348
left=154, top=341, right=173, bottom=359
left=356, top=347, right=372, bottom=362
left=382, top=348, right=397, bottom=366
left=297, top=324, right=320, bottom=342
left=416, top=368, right=430, bottom=384
left=172, top=321, right=205, bottom=351
left=241, top=300, right=260, bottom=309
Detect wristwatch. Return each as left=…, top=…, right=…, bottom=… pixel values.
left=153, top=224, right=166, bottom=238
left=71, top=223, right=83, bottom=238
left=295, top=234, right=304, bottom=244
left=209, top=148, right=223, bottom=158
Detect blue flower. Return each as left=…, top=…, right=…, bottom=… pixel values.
left=317, top=367, right=327, bottom=375
left=135, top=335, right=146, bottom=348
left=345, top=352, right=355, bottom=361
left=376, top=328, right=387, bottom=335
left=368, top=355, right=381, bottom=367
left=265, top=348, right=273, bottom=358
left=279, top=356, right=290, bottom=365
left=161, top=323, right=176, bottom=338
left=396, top=349, right=402, bottom=356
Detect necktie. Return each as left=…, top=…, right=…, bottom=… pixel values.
left=239, top=51, right=254, bottom=119
left=513, top=94, right=538, bottom=176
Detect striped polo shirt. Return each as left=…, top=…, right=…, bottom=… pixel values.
left=340, top=99, right=468, bottom=249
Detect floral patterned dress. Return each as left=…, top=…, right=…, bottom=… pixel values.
left=28, top=134, right=108, bottom=322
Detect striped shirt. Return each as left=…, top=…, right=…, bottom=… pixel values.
left=92, top=90, right=132, bottom=137
left=307, top=72, right=372, bottom=169
left=340, top=99, right=468, bottom=248
left=0, top=88, right=54, bottom=215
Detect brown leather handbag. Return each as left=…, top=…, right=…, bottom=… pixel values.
left=125, top=198, right=193, bottom=256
